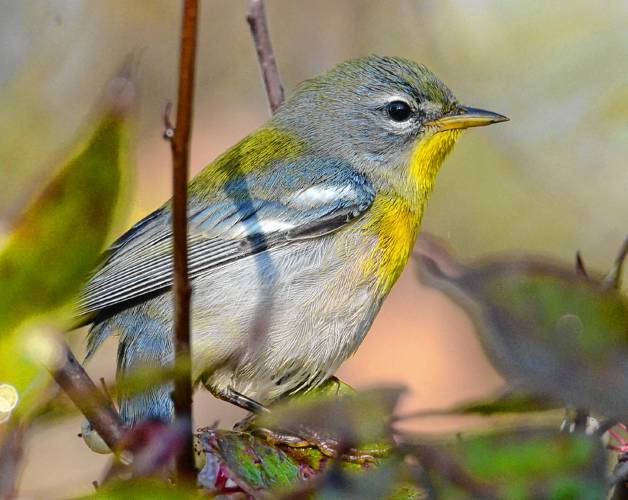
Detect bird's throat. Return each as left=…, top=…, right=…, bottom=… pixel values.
left=361, top=130, right=461, bottom=292
left=407, top=129, right=462, bottom=212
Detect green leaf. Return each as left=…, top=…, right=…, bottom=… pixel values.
left=0, top=81, right=132, bottom=415
left=199, top=428, right=423, bottom=499
left=427, top=429, right=606, bottom=499
left=0, top=104, right=129, bottom=333
left=419, top=253, right=628, bottom=419
left=199, top=429, right=303, bottom=494
left=77, top=477, right=200, bottom=499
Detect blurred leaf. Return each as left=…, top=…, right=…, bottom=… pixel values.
left=450, top=391, right=558, bottom=416
left=0, top=78, right=132, bottom=415
left=307, top=459, right=424, bottom=500
left=103, top=420, right=186, bottom=482
left=0, top=97, right=129, bottom=333
left=419, top=250, right=628, bottom=420
left=78, top=477, right=200, bottom=499
left=425, top=429, right=606, bottom=499
left=0, top=328, right=61, bottom=415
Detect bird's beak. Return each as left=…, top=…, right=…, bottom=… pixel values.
left=426, top=106, right=509, bottom=131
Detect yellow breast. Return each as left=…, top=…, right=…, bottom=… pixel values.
left=362, top=129, right=462, bottom=292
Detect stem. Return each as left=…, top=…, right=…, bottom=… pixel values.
left=168, top=0, right=199, bottom=479
left=246, top=0, right=284, bottom=113
left=49, top=343, right=125, bottom=451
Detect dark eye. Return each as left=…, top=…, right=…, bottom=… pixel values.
left=386, top=100, right=413, bottom=122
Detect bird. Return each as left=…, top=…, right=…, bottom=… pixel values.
left=78, top=55, right=507, bottom=441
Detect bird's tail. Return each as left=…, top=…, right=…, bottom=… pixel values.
left=115, top=318, right=175, bottom=427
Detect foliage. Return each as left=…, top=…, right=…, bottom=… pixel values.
left=418, top=247, right=628, bottom=420
left=0, top=84, right=131, bottom=418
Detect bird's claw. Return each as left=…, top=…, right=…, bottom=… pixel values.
left=249, top=425, right=381, bottom=464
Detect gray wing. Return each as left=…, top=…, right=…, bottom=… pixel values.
left=78, top=157, right=375, bottom=320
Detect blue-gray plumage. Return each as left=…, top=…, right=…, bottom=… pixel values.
left=78, top=56, right=506, bottom=450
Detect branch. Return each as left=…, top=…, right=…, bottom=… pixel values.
left=246, top=0, right=284, bottom=113
left=165, top=0, right=199, bottom=479
left=49, top=342, right=126, bottom=451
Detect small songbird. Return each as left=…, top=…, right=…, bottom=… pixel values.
left=78, top=55, right=507, bottom=440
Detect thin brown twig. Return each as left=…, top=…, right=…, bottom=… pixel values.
left=166, top=0, right=199, bottom=479
left=246, top=0, right=284, bottom=113
left=49, top=342, right=126, bottom=451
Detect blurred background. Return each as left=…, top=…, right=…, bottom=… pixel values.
left=1, top=0, right=626, bottom=496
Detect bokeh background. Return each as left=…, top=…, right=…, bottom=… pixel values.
left=1, top=1, right=627, bottom=497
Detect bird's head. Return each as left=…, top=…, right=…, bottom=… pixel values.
left=274, top=55, right=507, bottom=196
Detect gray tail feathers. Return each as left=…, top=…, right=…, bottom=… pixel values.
left=115, top=322, right=175, bottom=427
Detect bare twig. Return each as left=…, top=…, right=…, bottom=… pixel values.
left=246, top=0, right=284, bottom=113
left=49, top=342, right=125, bottom=451
left=165, top=0, right=199, bottom=479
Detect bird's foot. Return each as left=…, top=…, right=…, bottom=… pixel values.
left=248, top=425, right=383, bottom=464
left=231, top=377, right=388, bottom=464
left=236, top=411, right=388, bottom=464
left=214, top=386, right=270, bottom=414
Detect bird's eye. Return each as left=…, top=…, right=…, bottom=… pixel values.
left=386, top=100, right=413, bottom=122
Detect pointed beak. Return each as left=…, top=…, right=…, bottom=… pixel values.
left=426, top=106, right=509, bottom=131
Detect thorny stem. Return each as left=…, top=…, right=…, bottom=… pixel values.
left=166, top=0, right=199, bottom=479
left=246, top=0, right=284, bottom=113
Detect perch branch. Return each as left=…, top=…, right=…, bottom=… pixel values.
left=246, top=0, right=284, bottom=113
left=49, top=342, right=125, bottom=451
left=165, top=0, right=199, bottom=479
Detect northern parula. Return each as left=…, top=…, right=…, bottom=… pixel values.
left=79, top=55, right=507, bottom=440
